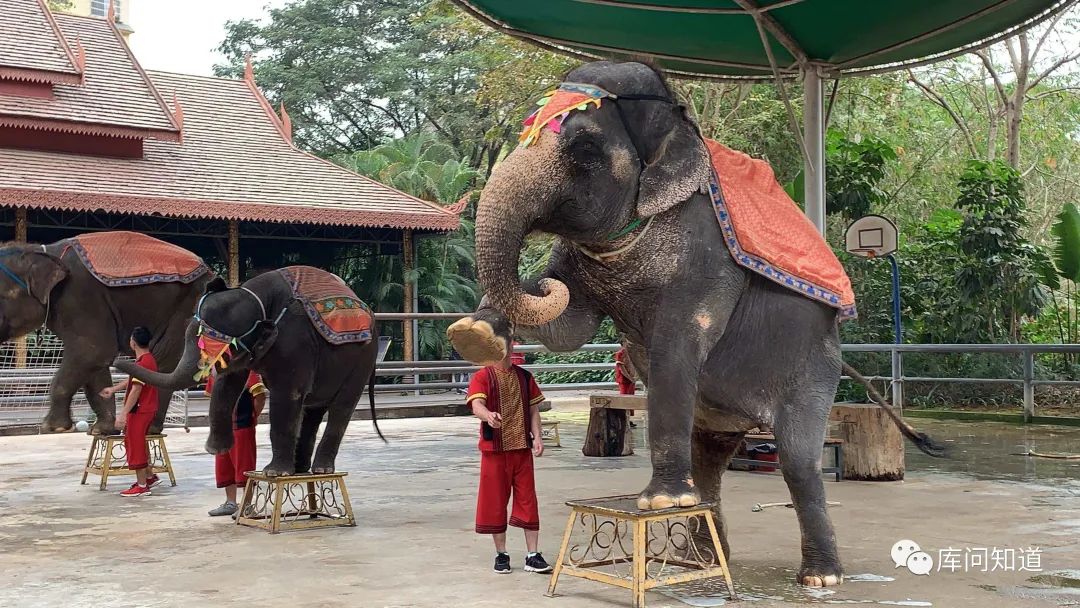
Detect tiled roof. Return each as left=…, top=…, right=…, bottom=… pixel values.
left=0, top=0, right=82, bottom=85
left=0, top=70, right=460, bottom=231
left=0, top=13, right=179, bottom=139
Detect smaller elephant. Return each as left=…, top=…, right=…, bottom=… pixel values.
left=0, top=231, right=211, bottom=435
left=118, top=266, right=383, bottom=476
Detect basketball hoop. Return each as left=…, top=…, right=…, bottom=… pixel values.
left=845, top=215, right=898, bottom=259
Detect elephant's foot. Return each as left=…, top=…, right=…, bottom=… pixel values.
left=446, top=317, right=506, bottom=365
left=90, top=420, right=117, bottom=436
left=41, top=412, right=73, bottom=434
left=311, top=464, right=335, bottom=475
left=204, top=433, right=233, bottom=455
left=263, top=459, right=294, bottom=478
left=637, top=477, right=700, bottom=510
left=799, top=567, right=844, bottom=587
left=148, top=423, right=164, bottom=435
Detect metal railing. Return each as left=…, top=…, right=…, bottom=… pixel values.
left=368, top=328, right=1080, bottom=420
left=2, top=308, right=1078, bottom=424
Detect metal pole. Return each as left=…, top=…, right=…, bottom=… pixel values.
left=1023, top=350, right=1034, bottom=422
left=887, top=254, right=903, bottom=344
left=886, top=254, right=904, bottom=410
left=803, top=68, right=826, bottom=234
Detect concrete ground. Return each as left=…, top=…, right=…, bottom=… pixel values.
left=1, top=403, right=1079, bottom=608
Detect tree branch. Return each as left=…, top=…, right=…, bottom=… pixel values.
left=976, top=50, right=1008, bottom=105
left=907, top=70, right=978, bottom=157
left=1026, top=51, right=1080, bottom=92
left=1031, top=10, right=1067, bottom=63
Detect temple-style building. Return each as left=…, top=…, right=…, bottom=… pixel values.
left=0, top=0, right=460, bottom=358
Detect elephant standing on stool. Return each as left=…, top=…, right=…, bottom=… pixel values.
left=117, top=267, right=383, bottom=476
left=0, top=232, right=211, bottom=435
left=448, top=61, right=943, bottom=587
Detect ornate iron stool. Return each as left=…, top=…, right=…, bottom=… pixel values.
left=540, top=420, right=562, bottom=447
left=81, top=433, right=176, bottom=491
left=237, top=471, right=356, bottom=534
left=547, top=495, right=736, bottom=608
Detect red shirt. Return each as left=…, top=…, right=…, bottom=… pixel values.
left=614, top=348, right=636, bottom=395
left=467, top=365, right=544, bottom=452
left=127, top=352, right=159, bottom=415
left=205, top=372, right=268, bottom=429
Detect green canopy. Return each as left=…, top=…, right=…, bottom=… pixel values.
left=453, top=0, right=1076, bottom=234
left=452, top=0, right=1074, bottom=81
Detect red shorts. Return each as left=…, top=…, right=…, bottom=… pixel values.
left=215, top=426, right=257, bottom=488
left=123, top=409, right=155, bottom=470
left=476, top=449, right=539, bottom=534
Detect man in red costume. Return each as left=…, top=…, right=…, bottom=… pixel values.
left=206, top=371, right=267, bottom=518
left=100, top=326, right=160, bottom=497
left=467, top=339, right=551, bottom=575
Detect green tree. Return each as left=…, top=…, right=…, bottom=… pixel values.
left=954, top=160, right=1051, bottom=342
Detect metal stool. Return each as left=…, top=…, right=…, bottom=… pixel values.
left=81, top=433, right=176, bottom=490
left=237, top=471, right=356, bottom=534
left=547, top=495, right=736, bottom=608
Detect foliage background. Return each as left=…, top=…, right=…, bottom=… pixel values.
left=216, top=2, right=1080, bottom=406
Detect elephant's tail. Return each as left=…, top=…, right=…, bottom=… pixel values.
left=369, top=367, right=387, bottom=443
left=842, top=362, right=948, bottom=458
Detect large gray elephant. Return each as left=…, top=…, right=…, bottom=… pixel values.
left=447, top=61, right=942, bottom=587
left=0, top=232, right=211, bottom=434
left=117, top=267, right=383, bottom=476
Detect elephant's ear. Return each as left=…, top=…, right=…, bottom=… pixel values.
left=26, top=253, right=67, bottom=306
left=635, top=107, right=712, bottom=218
left=204, top=277, right=228, bottom=295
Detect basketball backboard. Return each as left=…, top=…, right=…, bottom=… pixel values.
left=845, top=215, right=898, bottom=258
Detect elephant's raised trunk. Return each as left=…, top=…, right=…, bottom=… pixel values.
left=115, top=320, right=201, bottom=390
left=475, top=145, right=570, bottom=327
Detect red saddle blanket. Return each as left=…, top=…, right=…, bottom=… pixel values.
left=705, top=139, right=856, bottom=320
left=69, top=231, right=208, bottom=287
left=277, top=266, right=373, bottom=345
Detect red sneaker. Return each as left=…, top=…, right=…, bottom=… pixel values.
left=120, top=483, right=151, bottom=497
left=146, top=474, right=162, bottom=489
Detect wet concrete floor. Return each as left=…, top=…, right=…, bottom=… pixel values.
left=1, top=406, right=1078, bottom=608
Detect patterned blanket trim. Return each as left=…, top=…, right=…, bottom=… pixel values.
left=68, top=240, right=208, bottom=287
left=278, top=272, right=373, bottom=345
left=302, top=296, right=373, bottom=346
left=708, top=171, right=858, bottom=321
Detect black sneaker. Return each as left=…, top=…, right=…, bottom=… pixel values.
left=524, top=552, right=553, bottom=573
left=493, top=552, right=512, bottom=574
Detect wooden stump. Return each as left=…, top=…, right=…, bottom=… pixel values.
left=583, top=394, right=645, bottom=457
left=830, top=404, right=904, bottom=481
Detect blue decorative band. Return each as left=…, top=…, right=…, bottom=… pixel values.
left=708, top=171, right=857, bottom=321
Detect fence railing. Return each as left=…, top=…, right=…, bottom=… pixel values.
left=3, top=310, right=1078, bottom=426
left=369, top=336, right=1080, bottom=422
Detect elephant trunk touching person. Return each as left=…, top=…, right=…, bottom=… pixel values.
left=117, top=321, right=202, bottom=391
left=117, top=269, right=381, bottom=476
left=474, top=141, right=570, bottom=328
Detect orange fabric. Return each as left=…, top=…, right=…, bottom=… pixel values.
left=71, top=231, right=207, bottom=286
left=277, top=266, right=373, bottom=344
left=705, top=139, right=856, bottom=319
left=519, top=87, right=604, bottom=147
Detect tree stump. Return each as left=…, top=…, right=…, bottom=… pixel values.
left=830, top=403, right=904, bottom=481
left=583, top=409, right=632, bottom=457
left=583, top=394, right=645, bottom=457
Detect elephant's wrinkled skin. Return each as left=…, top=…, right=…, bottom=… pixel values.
left=116, top=272, right=381, bottom=477
left=449, top=61, right=939, bottom=587
left=0, top=237, right=211, bottom=435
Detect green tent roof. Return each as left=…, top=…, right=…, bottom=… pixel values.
left=452, top=0, right=1075, bottom=80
